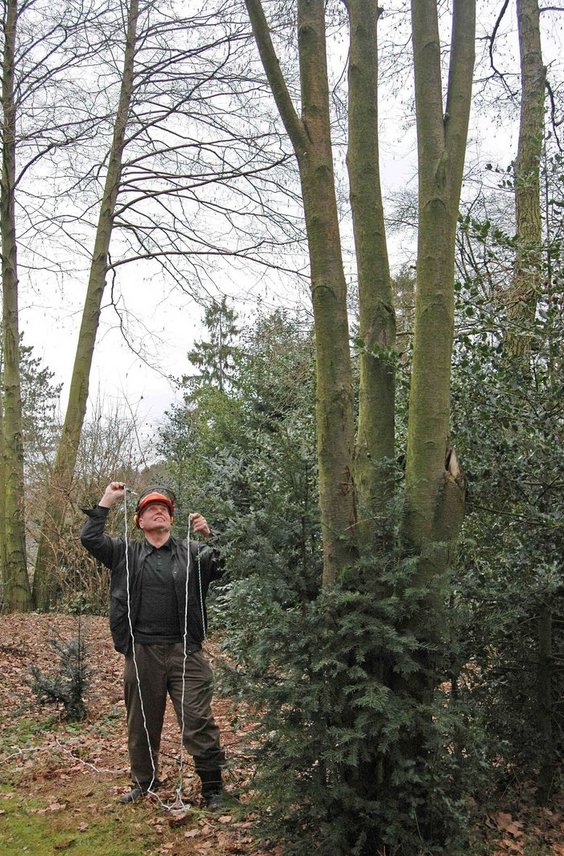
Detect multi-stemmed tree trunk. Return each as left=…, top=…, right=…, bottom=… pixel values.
left=402, top=0, right=473, bottom=595
left=245, top=2, right=473, bottom=845
left=33, top=0, right=140, bottom=609
left=245, top=0, right=357, bottom=585
left=1, top=0, right=33, bottom=611
left=506, top=0, right=546, bottom=358
left=245, top=0, right=471, bottom=594
left=347, top=0, right=395, bottom=553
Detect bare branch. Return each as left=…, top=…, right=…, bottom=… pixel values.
left=488, top=0, right=515, bottom=97
left=546, top=79, right=564, bottom=152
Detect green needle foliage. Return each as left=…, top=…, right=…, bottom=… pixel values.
left=217, top=528, right=486, bottom=856
left=158, top=286, right=561, bottom=851
left=451, top=214, right=564, bottom=800
left=159, top=305, right=485, bottom=854
left=28, top=620, right=90, bottom=722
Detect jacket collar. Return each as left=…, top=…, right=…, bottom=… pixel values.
left=140, top=533, right=181, bottom=552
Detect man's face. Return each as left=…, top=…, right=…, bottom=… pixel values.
left=138, top=501, right=172, bottom=534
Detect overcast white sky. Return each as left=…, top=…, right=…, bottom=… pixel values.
left=20, top=252, right=314, bottom=434
left=21, top=283, right=188, bottom=423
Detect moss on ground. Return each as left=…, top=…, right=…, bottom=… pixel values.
left=0, top=783, right=160, bottom=856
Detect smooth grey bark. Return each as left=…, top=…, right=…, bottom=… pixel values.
left=507, top=0, right=546, bottom=357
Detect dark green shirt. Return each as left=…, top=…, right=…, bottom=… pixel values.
left=134, top=540, right=182, bottom=644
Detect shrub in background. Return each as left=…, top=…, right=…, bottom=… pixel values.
left=28, top=618, right=90, bottom=722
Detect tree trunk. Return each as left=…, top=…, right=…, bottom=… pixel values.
left=506, top=0, right=545, bottom=358
left=245, top=0, right=357, bottom=585
left=347, top=0, right=395, bottom=553
left=33, top=0, right=140, bottom=609
left=403, top=0, right=473, bottom=577
left=1, top=0, right=33, bottom=612
left=0, top=348, right=7, bottom=597
left=389, top=12, right=474, bottom=823
left=510, top=1, right=555, bottom=801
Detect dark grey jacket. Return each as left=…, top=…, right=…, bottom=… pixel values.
left=80, top=505, right=223, bottom=655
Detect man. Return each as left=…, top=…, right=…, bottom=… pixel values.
left=81, top=481, right=228, bottom=808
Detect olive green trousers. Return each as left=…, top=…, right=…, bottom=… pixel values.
left=123, top=643, right=224, bottom=786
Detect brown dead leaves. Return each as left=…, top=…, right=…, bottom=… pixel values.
left=1, top=614, right=563, bottom=855
left=482, top=802, right=564, bottom=856
left=0, top=613, right=265, bottom=855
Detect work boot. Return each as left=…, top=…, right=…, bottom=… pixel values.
left=204, top=789, right=240, bottom=811
left=198, top=768, right=223, bottom=805
left=119, top=779, right=159, bottom=804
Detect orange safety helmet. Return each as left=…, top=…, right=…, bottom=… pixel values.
left=133, top=487, right=175, bottom=527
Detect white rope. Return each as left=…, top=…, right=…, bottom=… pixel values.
left=173, top=515, right=203, bottom=812
left=197, top=538, right=206, bottom=641
left=174, top=514, right=192, bottom=811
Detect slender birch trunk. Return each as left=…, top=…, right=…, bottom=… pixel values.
left=346, top=0, right=395, bottom=552
left=33, top=0, right=139, bottom=609
left=403, top=0, right=473, bottom=582
left=506, top=0, right=546, bottom=358
left=245, top=0, right=356, bottom=585
left=1, top=0, right=33, bottom=611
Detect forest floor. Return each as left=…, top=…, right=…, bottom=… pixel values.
left=0, top=613, right=562, bottom=856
